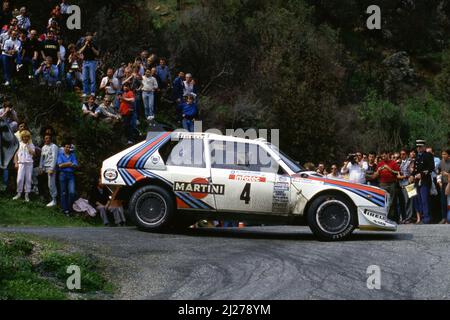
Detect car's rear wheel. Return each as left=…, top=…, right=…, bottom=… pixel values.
left=307, top=194, right=357, bottom=241
left=129, top=185, right=175, bottom=231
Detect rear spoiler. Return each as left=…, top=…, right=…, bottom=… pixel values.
left=0, top=119, right=19, bottom=169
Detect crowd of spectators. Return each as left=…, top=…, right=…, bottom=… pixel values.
left=309, top=143, right=450, bottom=225
left=1, top=1, right=200, bottom=143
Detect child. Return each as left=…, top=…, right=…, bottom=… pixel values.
left=13, top=130, right=35, bottom=202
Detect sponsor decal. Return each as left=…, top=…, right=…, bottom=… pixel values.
left=229, top=174, right=266, bottom=183
left=272, top=182, right=290, bottom=212
left=103, top=169, right=118, bottom=182
left=363, top=209, right=387, bottom=221
left=174, top=178, right=225, bottom=200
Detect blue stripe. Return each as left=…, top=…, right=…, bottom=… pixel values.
left=118, top=141, right=152, bottom=168
left=134, top=133, right=168, bottom=168
left=118, top=169, right=135, bottom=186
left=135, top=136, right=170, bottom=169
left=136, top=169, right=215, bottom=210
left=118, top=133, right=166, bottom=168
left=339, top=186, right=385, bottom=207
left=175, top=192, right=199, bottom=209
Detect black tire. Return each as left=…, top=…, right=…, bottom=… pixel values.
left=129, top=185, right=175, bottom=232
left=307, top=193, right=358, bottom=241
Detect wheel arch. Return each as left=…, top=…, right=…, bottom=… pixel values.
left=116, top=178, right=175, bottom=206
left=303, top=189, right=359, bottom=227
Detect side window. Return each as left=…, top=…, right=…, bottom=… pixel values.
left=210, top=140, right=279, bottom=173
left=166, top=138, right=205, bottom=168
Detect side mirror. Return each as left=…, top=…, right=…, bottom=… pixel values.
left=0, top=119, right=19, bottom=169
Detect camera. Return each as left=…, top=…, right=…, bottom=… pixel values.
left=347, top=153, right=358, bottom=165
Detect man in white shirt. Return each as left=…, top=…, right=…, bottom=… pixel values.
left=341, top=153, right=368, bottom=184
left=2, top=29, right=21, bottom=86
left=39, top=135, right=59, bottom=207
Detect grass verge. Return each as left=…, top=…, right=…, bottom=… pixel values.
left=0, top=196, right=101, bottom=227
left=0, top=233, right=114, bottom=300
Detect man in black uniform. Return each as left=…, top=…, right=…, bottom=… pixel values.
left=412, top=140, right=435, bottom=224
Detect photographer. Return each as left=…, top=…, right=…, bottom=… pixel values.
left=35, top=56, right=59, bottom=86
left=0, top=101, right=19, bottom=132
left=78, top=35, right=99, bottom=97
left=340, top=152, right=368, bottom=184
left=100, top=68, right=120, bottom=101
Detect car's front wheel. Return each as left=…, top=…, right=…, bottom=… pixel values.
left=307, top=194, right=357, bottom=241
left=129, top=185, right=175, bottom=232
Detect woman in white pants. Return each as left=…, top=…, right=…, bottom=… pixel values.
left=13, top=130, right=35, bottom=202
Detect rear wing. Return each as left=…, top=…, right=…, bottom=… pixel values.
left=0, top=119, right=19, bottom=169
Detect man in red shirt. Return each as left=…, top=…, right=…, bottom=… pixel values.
left=373, top=151, right=401, bottom=222
left=119, top=83, right=135, bottom=144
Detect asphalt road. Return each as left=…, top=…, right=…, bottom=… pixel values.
left=1, top=225, right=449, bottom=300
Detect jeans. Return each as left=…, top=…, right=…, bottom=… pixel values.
left=417, top=184, right=431, bottom=223
left=441, top=183, right=448, bottom=220
left=142, top=91, right=155, bottom=118
left=1, top=168, right=8, bottom=189
left=82, top=60, right=97, bottom=95
left=447, top=195, right=450, bottom=222
left=122, top=114, right=134, bottom=142
left=182, top=118, right=194, bottom=132
left=58, top=61, right=65, bottom=81
left=22, top=57, right=39, bottom=77
left=380, top=182, right=399, bottom=222
left=59, top=172, right=76, bottom=213
left=399, top=186, right=414, bottom=221
left=2, top=54, right=14, bottom=83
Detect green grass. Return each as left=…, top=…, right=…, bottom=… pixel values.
left=0, top=196, right=101, bottom=227
left=0, top=233, right=114, bottom=300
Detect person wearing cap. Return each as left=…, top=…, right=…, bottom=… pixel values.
left=410, top=140, right=435, bottom=224
left=13, top=130, right=35, bottom=202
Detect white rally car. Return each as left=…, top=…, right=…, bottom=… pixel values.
left=101, top=131, right=397, bottom=241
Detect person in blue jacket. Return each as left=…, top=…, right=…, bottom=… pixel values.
left=56, top=141, right=78, bottom=216
left=177, top=94, right=198, bottom=132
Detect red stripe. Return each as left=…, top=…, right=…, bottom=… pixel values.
left=304, top=176, right=386, bottom=196
left=177, top=198, right=191, bottom=209
left=127, top=169, right=145, bottom=182
left=127, top=132, right=170, bottom=168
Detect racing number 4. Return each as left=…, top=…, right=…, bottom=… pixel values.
left=240, top=183, right=251, bottom=204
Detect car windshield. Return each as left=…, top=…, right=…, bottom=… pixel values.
left=268, top=144, right=305, bottom=173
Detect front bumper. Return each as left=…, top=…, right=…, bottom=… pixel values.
left=357, top=207, right=397, bottom=232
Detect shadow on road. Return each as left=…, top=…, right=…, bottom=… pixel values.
left=176, top=227, right=412, bottom=242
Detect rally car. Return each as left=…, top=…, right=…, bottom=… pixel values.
left=101, top=131, right=397, bottom=241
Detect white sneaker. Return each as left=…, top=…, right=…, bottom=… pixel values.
left=13, top=194, right=21, bottom=200
left=46, top=200, right=57, bottom=207
left=4, top=81, right=10, bottom=86
left=16, top=64, right=23, bottom=72
left=24, top=194, right=30, bottom=202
